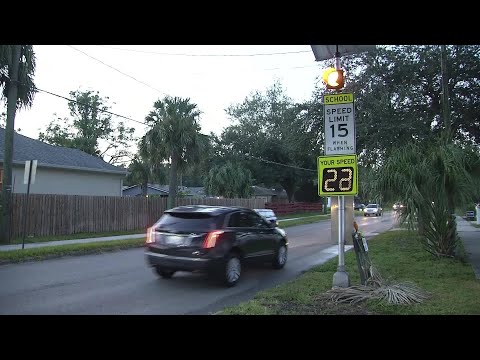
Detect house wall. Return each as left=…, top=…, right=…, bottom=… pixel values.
left=11, top=166, right=124, bottom=196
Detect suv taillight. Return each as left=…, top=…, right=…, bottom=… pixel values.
left=146, top=227, right=156, bottom=244
left=203, top=230, right=224, bottom=249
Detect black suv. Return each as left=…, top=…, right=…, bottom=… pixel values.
left=145, top=205, right=288, bottom=287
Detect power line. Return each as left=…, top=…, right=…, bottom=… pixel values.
left=15, top=82, right=318, bottom=172
left=96, top=45, right=319, bottom=73
left=67, top=45, right=167, bottom=96
left=96, top=45, right=311, bottom=57
left=75, top=45, right=319, bottom=78
left=244, top=154, right=317, bottom=173
left=36, top=87, right=148, bottom=126
left=37, top=87, right=316, bottom=173
left=263, top=64, right=319, bottom=71
left=67, top=46, right=320, bottom=95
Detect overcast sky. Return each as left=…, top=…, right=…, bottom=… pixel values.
left=11, top=45, right=323, bottom=146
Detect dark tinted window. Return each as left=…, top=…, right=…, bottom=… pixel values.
left=249, top=212, right=269, bottom=227
left=155, top=212, right=220, bottom=232
left=228, top=212, right=241, bottom=227
left=229, top=211, right=268, bottom=228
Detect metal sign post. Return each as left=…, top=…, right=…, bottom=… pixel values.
left=311, top=45, right=375, bottom=289
left=336, top=195, right=348, bottom=282
left=321, top=94, right=357, bottom=288
left=21, top=160, right=37, bottom=249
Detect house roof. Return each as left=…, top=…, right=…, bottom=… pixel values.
left=122, top=184, right=169, bottom=194
left=251, top=185, right=277, bottom=196
left=150, top=184, right=206, bottom=196
left=0, top=128, right=127, bottom=175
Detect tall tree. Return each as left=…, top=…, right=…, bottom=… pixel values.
left=341, top=45, right=480, bottom=166
left=0, top=45, right=37, bottom=243
left=140, top=96, right=203, bottom=209
left=326, top=45, right=480, bottom=216
left=204, top=161, right=253, bottom=198
left=39, top=89, right=136, bottom=165
left=221, top=81, right=319, bottom=202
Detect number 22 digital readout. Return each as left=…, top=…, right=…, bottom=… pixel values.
left=321, top=167, right=354, bottom=193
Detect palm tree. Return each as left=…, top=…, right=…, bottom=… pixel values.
left=0, top=45, right=37, bottom=108
left=140, top=96, right=203, bottom=209
left=0, top=45, right=37, bottom=243
left=375, top=136, right=480, bottom=257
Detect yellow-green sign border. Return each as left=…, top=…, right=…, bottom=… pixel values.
left=317, top=154, right=358, bottom=196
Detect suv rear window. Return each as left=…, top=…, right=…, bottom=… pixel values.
left=155, top=212, right=220, bottom=232
left=255, top=209, right=275, bottom=217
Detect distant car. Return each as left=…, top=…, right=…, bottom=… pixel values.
left=354, top=203, right=365, bottom=211
left=145, top=205, right=288, bottom=287
left=364, top=203, right=382, bottom=217
left=393, top=203, right=405, bottom=211
left=254, top=208, right=278, bottom=227
left=465, top=211, right=475, bottom=221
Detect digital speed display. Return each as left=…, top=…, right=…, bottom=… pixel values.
left=318, top=155, right=358, bottom=196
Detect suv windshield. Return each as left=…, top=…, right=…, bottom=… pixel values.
left=155, top=213, right=220, bottom=232
left=366, top=204, right=378, bottom=208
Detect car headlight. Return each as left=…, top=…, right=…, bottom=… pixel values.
left=275, top=228, right=286, bottom=237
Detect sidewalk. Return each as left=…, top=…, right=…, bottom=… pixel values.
left=0, top=215, right=316, bottom=252
left=456, top=216, right=480, bottom=280
left=0, top=233, right=146, bottom=252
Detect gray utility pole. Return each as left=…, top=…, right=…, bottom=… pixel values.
left=311, top=44, right=374, bottom=289
left=440, top=45, right=451, bottom=140
left=331, top=195, right=353, bottom=287
left=1, top=45, right=21, bottom=244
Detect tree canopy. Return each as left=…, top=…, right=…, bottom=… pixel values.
left=39, top=89, right=136, bottom=165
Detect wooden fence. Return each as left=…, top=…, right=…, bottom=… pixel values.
left=10, top=194, right=266, bottom=239
left=265, top=202, right=323, bottom=215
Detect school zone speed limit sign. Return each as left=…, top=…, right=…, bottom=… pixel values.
left=324, top=93, right=355, bottom=155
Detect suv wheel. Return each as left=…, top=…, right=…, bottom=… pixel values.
left=272, top=243, right=287, bottom=269
left=154, top=267, right=176, bottom=279
left=223, top=253, right=241, bottom=287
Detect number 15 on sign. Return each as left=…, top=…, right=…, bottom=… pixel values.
left=317, top=154, right=358, bottom=196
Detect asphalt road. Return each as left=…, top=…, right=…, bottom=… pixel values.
left=0, top=213, right=395, bottom=314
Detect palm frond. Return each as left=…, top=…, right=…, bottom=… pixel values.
left=0, top=45, right=36, bottom=108
left=327, top=233, right=431, bottom=306
left=327, top=276, right=431, bottom=305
